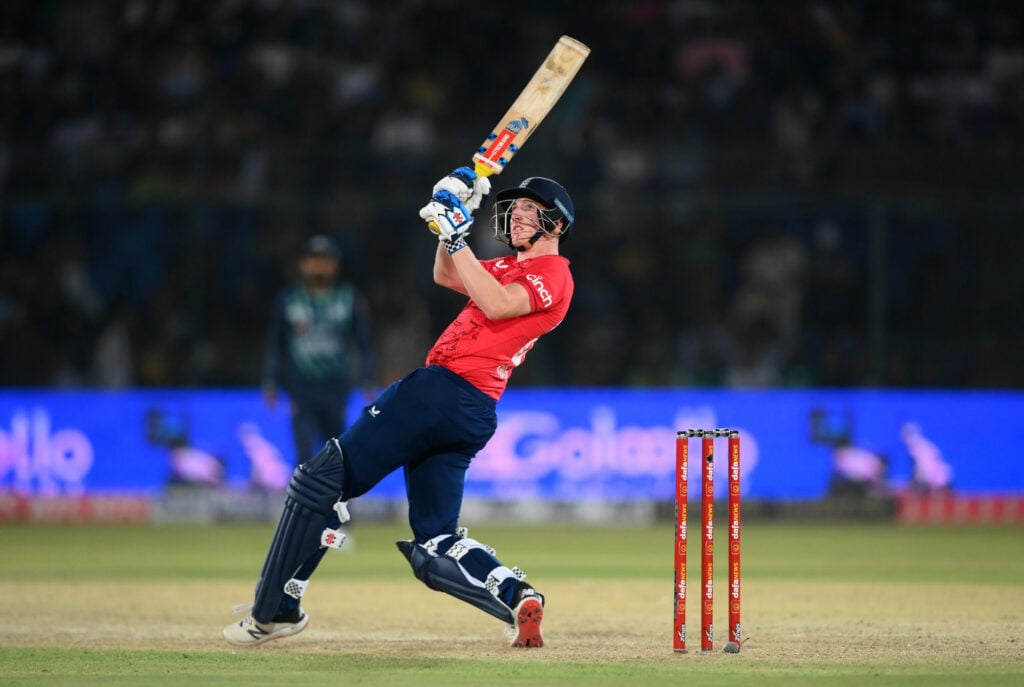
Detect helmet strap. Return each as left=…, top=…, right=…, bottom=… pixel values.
left=513, top=229, right=546, bottom=252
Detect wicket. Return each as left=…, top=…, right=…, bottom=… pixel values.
left=673, top=428, right=741, bottom=653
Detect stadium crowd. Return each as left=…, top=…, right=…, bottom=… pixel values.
left=2, top=0, right=1023, bottom=389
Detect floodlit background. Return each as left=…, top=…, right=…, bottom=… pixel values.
left=2, top=1, right=1023, bottom=518
left=3, top=1, right=1023, bottom=389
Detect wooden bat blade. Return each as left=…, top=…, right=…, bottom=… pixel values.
left=472, top=35, right=590, bottom=177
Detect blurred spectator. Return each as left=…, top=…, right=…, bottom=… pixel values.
left=772, top=81, right=825, bottom=183
left=0, top=1, right=1022, bottom=390
left=91, top=302, right=135, bottom=388
left=730, top=220, right=808, bottom=379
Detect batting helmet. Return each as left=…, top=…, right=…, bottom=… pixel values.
left=491, top=177, right=574, bottom=250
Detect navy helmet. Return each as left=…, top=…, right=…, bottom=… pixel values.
left=491, top=177, right=574, bottom=250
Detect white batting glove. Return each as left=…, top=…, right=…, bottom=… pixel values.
left=419, top=190, right=473, bottom=245
left=432, top=166, right=492, bottom=214
left=465, top=174, right=491, bottom=213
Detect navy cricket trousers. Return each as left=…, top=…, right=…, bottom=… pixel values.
left=338, top=365, right=497, bottom=542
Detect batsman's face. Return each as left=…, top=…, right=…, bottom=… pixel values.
left=509, top=199, right=545, bottom=241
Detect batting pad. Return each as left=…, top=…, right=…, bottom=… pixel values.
left=396, top=538, right=516, bottom=624
left=251, top=440, right=345, bottom=623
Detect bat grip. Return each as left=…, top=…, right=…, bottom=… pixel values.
left=427, top=164, right=494, bottom=235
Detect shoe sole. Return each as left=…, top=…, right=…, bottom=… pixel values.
left=510, top=598, right=544, bottom=648
left=223, top=615, right=310, bottom=647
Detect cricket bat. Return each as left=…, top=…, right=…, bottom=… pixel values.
left=427, top=35, right=590, bottom=234
left=471, top=35, right=591, bottom=178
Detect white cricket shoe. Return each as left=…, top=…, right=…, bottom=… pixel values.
left=505, top=586, right=544, bottom=648
left=222, top=610, right=309, bottom=647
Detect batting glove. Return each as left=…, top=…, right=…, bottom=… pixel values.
left=432, top=166, right=492, bottom=214
left=419, top=190, right=473, bottom=243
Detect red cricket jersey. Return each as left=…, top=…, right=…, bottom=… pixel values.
left=426, top=255, right=574, bottom=400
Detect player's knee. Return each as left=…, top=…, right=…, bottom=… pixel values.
left=396, top=538, right=436, bottom=587
left=287, top=438, right=345, bottom=513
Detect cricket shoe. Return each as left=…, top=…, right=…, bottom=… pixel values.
left=222, top=608, right=309, bottom=647
left=504, top=584, right=545, bottom=648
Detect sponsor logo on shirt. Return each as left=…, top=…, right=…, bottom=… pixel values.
left=525, top=273, right=553, bottom=308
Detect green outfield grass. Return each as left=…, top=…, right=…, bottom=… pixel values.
left=1, top=520, right=1022, bottom=686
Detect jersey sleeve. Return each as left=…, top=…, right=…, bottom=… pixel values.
left=512, top=258, right=573, bottom=314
